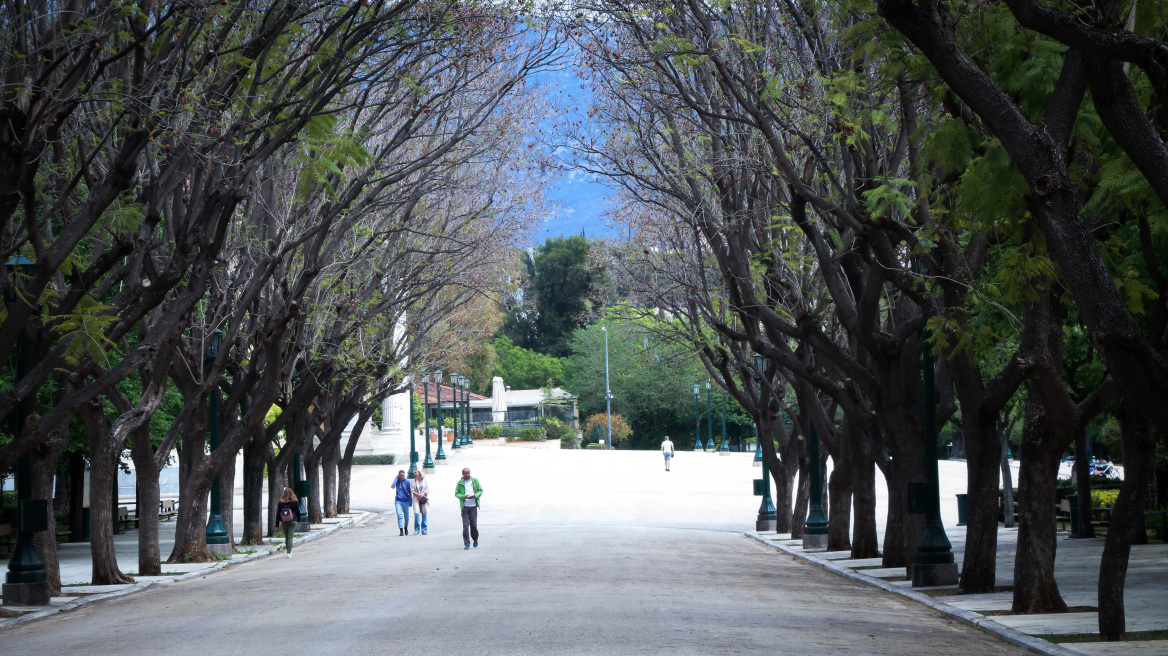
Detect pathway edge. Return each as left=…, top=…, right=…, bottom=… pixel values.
left=745, top=532, right=1082, bottom=656
left=0, top=511, right=374, bottom=632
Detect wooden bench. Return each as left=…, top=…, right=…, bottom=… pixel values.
left=1143, top=509, right=1168, bottom=542
left=1056, top=499, right=1072, bottom=531
left=0, top=523, right=11, bottom=556
left=117, top=506, right=140, bottom=531
left=159, top=499, right=177, bottom=521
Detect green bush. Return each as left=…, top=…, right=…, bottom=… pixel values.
left=503, top=426, right=522, bottom=439
left=483, top=425, right=503, bottom=439
left=1093, top=489, right=1120, bottom=508
left=560, top=430, right=580, bottom=449
left=470, top=427, right=484, bottom=441
left=539, top=416, right=572, bottom=442
left=352, top=454, right=395, bottom=465
left=518, top=427, right=545, bottom=442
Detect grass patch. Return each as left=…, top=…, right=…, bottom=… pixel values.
left=236, top=548, right=258, bottom=555
left=916, top=585, right=1012, bottom=597
left=1035, top=630, right=1168, bottom=643
left=62, top=582, right=92, bottom=587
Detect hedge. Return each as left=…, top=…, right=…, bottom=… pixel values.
left=352, top=454, right=395, bottom=465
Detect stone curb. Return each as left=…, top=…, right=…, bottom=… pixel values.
left=745, top=532, right=1083, bottom=656
left=0, top=511, right=374, bottom=632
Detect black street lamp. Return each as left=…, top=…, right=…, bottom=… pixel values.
left=693, top=384, right=702, bottom=451
left=719, top=389, right=729, bottom=454
left=433, top=370, right=447, bottom=464
left=462, top=377, right=473, bottom=447
left=421, top=375, right=435, bottom=472
left=705, top=379, right=715, bottom=451
left=752, top=353, right=776, bottom=532
left=449, top=372, right=461, bottom=451
left=289, top=372, right=309, bottom=531
left=407, top=381, right=418, bottom=477
left=204, top=329, right=231, bottom=556
left=911, top=294, right=958, bottom=586
left=3, top=255, right=50, bottom=606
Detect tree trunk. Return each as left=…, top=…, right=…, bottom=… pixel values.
left=134, top=457, right=162, bottom=576
left=323, top=442, right=338, bottom=518
left=827, top=453, right=852, bottom=552
left=851, top=440, right=880, bottom=558
left=306, top=446, right=323, bottom=524
left=81, top=400, right=132, bottom=584
left=219, top=448, right=237, bottom=548
left=1012, top=392, right=1067, bottom=613
left=1075, top=427, right=1095, bottom=538
left=791, top=451, right=810, bottom=540
left=1098, top=404, right=1157, bottom=640
left=1001, top=429, right=1015, bottom=529
left=32, top=423, right=67, bottom=594
left=68, top=452, right=85, bottom=542
left=167, top=484, right=210, bottom=563
left=268, top=457, right=288, bottom=538
left=241, top=435, right=268, bottom=545
left=961, top=408, right=1001, bottom=593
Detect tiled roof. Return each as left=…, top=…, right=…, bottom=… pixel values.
left=412, top=381, right=488, bottom=404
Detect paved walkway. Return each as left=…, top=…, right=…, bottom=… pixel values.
left=0, top=446, right=1161, bottom=654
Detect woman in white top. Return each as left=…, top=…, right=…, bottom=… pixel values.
left=411, top=469, right=430, bottom=535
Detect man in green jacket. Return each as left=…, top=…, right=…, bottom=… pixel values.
left=455, top=468, right=483, bottom=549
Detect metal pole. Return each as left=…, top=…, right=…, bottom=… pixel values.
left=422, top=379, right=435, bottom=471
left=408, top=384, right=418, bottom=477
left=719, top=390, right=729, bottom=454
left=705, top=380, right=714, bottom=451
left=450, top=375, right=461, bottom=451
left=4, top=317, right=48, bottom=602
left=803, top=413, right=829, bottom=547
left=911, top=317, right=957, bottom=585
left=205, top=378, right=229, bottom=554
left=603, top=326, right=612, bottom=450
left=434, top=371, right=447, bottom=463
left=693, top=386, right=702, bottom=451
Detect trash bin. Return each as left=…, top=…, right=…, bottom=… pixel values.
left=956, top=493, right=968, bottom=526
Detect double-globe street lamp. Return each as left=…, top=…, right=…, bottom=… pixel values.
left=204, top=329, right=231, bottom=557
left=693, top=384, right=702, bottom=451
left=752, top=353, right=777, bottom=532
left=422, top=375, right=435, bottom=472
left=3, top=255, right=50, bottom=606
left=461, top=376, right=472, bottom=447
left=407, top=380, right=419, bottom=478
left=449, top=372, right=461, bottom=451
left=433, top=369, right=447, bottom=464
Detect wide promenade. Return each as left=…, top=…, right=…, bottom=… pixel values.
left=1, top=447, right=1030, bottom=655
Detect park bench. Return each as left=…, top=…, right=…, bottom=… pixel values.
left=117, top=506, right=140, bottom=531
left=1142, top=509, right=1167, bottom=542
left=0, top=523, right=11, bottom=556
left=159, top=499, right=177, bottom=520
left=1056, top=499, right=1072, bottom=531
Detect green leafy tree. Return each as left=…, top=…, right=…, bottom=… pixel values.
left=493, top=335, right=563, bottom=389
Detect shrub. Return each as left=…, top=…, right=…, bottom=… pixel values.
left=586, top=443, right=605, bottom=450
left=581, top=413, right=632, bottom=448
left=352, top=454, right=395, bottom=465
left=503, top=426, right=522, bottom=440
left=484, top=425, right=503, bottom=439
left=470, top=427, right=484, bottom=441
left=560, top=430, right=580, bottom=449
left=539, top=416, right=572, bottom=442
left=518, top=427, right=545, bottom=442
left=1092, top=489, right=1120, bottom=508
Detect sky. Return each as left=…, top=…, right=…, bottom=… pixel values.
left=525, top=57, right=618, bottom=246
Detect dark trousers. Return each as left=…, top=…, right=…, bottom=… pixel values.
left=282, top=521, right=294, bottom=553
left=461, top=506, right=479, bottom=546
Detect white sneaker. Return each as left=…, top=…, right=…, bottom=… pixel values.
left=287, top=553, right=292, bottom=559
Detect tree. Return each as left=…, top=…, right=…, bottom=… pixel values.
left=582, top=413, right=632, bottom=448
left=493, top=335, right=564, bottom=389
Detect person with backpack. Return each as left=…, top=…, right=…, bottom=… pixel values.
left=391, top=469, right=413, bottom=535
left=276, top=487, right=302, bottom=558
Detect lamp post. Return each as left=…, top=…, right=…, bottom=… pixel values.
left=719, top=389, right=729, bottom=455
left=290, top=372, right=309, bottom=531
left=458, top=376, right=468, bottom=446
left=463, top=377, right=473, bottom=447
left=449, top=373, right=461, bottom=451
left=752, top=353, right=776, bottom=532
left=3, top=255, right=50, bottom=606
left=422, top=375, right=435, bottom=472
left=433, top=370, right=447, bottom=464
left=911, top=306, right=958, bottom=586
left=803, top=408, right=830, bottom=550
left=705, top=379, right=715, bottom=451
left=602, top=325, right=612, bottom=450
left=204, top=329, right=231, bottom=557
left=693, top=384, right=702, bottom=451
left=407, top=381, right=418, bottom=477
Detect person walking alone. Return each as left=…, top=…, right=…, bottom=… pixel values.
left=276, top=487, right=302, bottom=558
left=411, top=469, right=430, bottom=535
left=661, top=435, right=675, bottom=471
left=391, top=469, right=413, bottom=535
left=455, top=468, right=483, bottom=549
